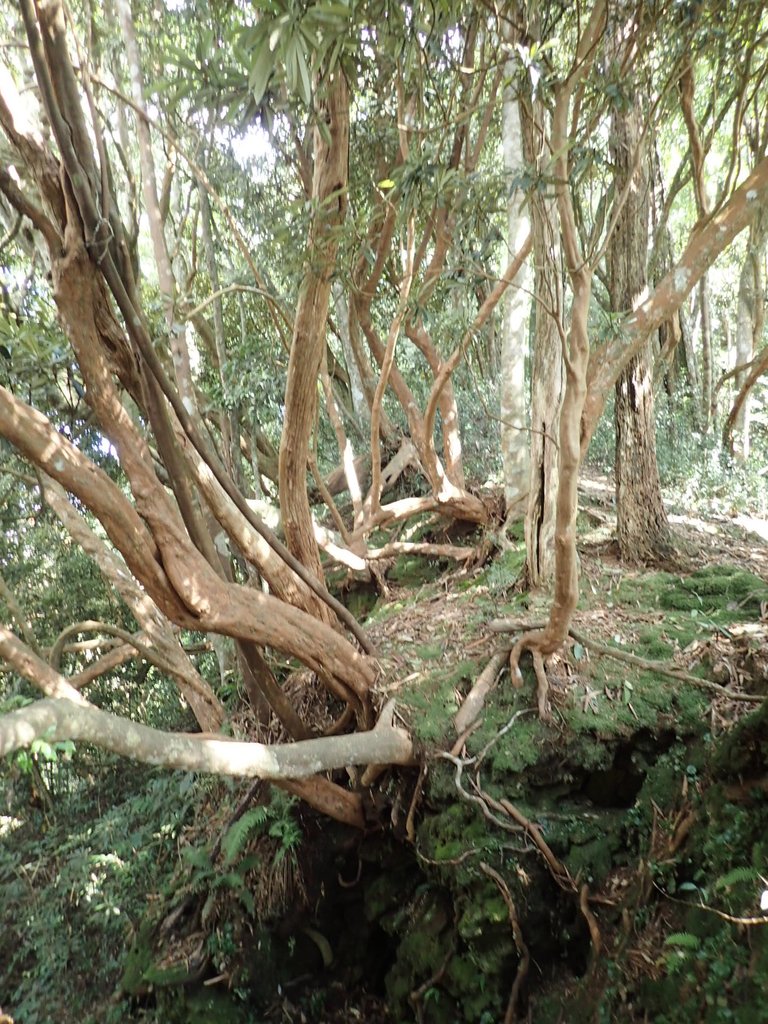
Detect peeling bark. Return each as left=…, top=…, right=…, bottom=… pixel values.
left=520, top=93, right=564, bottom=588
left=42, top=477, right=225, bottom=731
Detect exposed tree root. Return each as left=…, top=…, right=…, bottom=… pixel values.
left=409, top=943, right=455, bottom=1024
left=508, top=627, right=560, bottom=721
left=579, top=883, right=602, bottom=967
left=490, top=619, right=764, bottom=703
left=440, top=752, right=573, bottom=890
left=652, top=880, right=768, bottom=927
left=471, top=779, right=573, bottom=890
left=440, top=753, right=525, bottom=837
left=405, top=763, right=428, bottom=842
left=480, top=862, right=530, bottom=1024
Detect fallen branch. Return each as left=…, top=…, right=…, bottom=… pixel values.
left=366, top=541, right=475, bottom=562
left=454, top=650, right=509, bottom=734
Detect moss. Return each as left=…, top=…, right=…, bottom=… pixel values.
left=155, top=988, right=248, bottom=1023
left=711, top=697, right=768, bottom=779
left=465, top=692, right=552, bottom=776
left=121, top=919, right=156, bottom=995
left=414, top=641, right=445, bottom=661
left=389, top=555, right=447, bottom=585
left=562, top=813, right=624, bottom=883
left=606, top=565, right=768, bottom=623
left=481, top=546, right=527, bottom=594
left=673, top=565, right=768, bottom=610
left=399, top=657, right=482, bottom=746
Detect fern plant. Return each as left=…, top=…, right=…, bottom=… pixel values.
left=222, top=806, right=270, bottom=866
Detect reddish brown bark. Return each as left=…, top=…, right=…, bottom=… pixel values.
left=279, top=73, right=349, bottom=593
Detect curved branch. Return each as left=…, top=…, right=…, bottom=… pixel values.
left=584, top=152, right=768, bottom=443
left=422, top=234, right=532, bottom=448
left=0, top=628, right=87, bottom=704
left=49, top=619, right=159, bottom=672
left=723, top=344, right=768, bottom=453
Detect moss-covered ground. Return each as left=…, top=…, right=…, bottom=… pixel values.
left=352, top=513, right=768, bottom=1023
left=2, top=501, right=768, bottom=1024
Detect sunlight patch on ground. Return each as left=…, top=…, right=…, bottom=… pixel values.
left=733, top=514, right=768, bottom=543
left=668, top=513, right=720, bottom=535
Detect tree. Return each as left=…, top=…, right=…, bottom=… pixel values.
left=508, top=0, right=768, bottom=712
left=607, top=31, right=670, bottom=562
left=2, top=0, right=768, bottom=826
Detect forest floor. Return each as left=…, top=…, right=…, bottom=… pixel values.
left=369, top=472, right=768, bottom=747
left=3, top=477, right=768, bottom=1024
left=279, top=474, right=768, bottom=1024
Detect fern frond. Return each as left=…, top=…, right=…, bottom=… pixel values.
left=714, top=866, right=758, bottom=891
left=664, top=932, right=700, bottom=949
left=222, top=807, right=268, bottom=865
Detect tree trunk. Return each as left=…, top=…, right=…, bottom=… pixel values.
left=332, top=279, right=369, bottom=428
left=608, top=92, right=670, bottom=561
left=500, top=81, right=532, bottom=512
left=520, top=94, right=564, bottom=586
left=728, top=213, right=767, bottom=458
left=279, top=73, right=349, bottom=590
left=698, top=276, right=714, bottom=431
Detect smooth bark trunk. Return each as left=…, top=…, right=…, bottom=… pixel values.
left=520, top=93, right=564, bottom=587
left=500, top=82, right=532, bottom=511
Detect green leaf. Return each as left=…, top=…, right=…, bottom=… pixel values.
left=239, top=889, right=256, bottom=915
left=296, top=47, right=312, bottom=106
left=664, top=932, right=700, bottom=949
left=249, top=35, right=275, bottom=104
left=31, top=739, right=55, bottom=762
left=182, top=845, right=212, bottom=871
left=378, top=178, right=396, bottom=190
left=572, top=642, right=585, bottom=661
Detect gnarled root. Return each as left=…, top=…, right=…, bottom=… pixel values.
left=509, top=629, right=559, bottom=721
